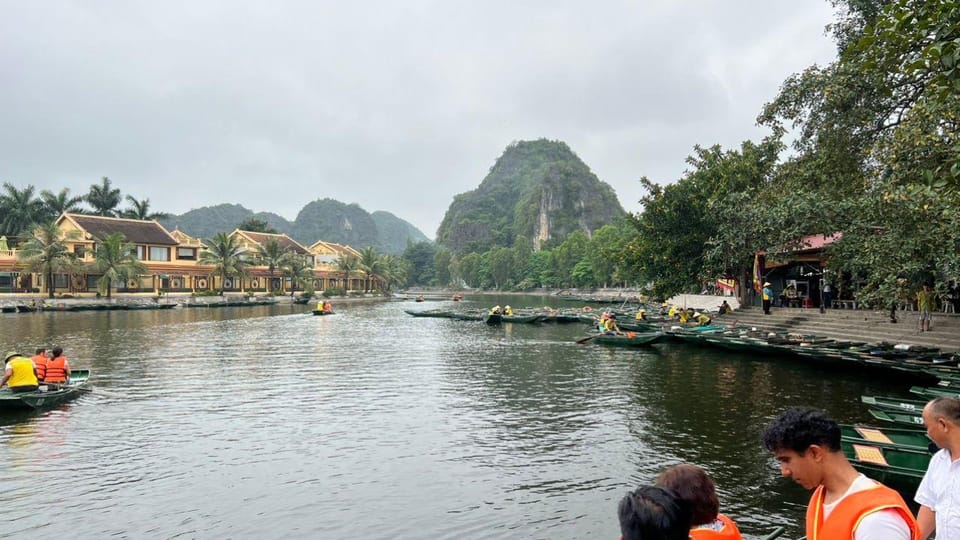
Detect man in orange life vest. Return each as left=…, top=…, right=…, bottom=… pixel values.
left=32, top=348, right=48, bottom=381
left=762, top=408, right=920, bottom=540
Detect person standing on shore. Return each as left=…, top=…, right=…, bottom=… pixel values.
left=762, top=407, right=920, bottom=540
left=761, top=282, right=772, bottom=315
left=822, top=282, right=832, bottom=309
left=915, top=397, right=960, bottom=539
left=917, top=283, right=936, bottom=332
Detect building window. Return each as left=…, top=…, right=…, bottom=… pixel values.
left=136, top=245, right=146, bottom=260
left=74, top=245, right=87, bottom=258
left=177, top=247, right=197, bottom=260
left=149, top=246, right=170, bottom=261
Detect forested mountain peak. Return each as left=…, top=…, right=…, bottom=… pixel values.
left=436, top=139, right=624, bottom=254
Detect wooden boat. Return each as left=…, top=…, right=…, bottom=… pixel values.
left=15, top=304, right=39, bottom=313
left=841, top=424, right=934, bottom=452
left=485, top=313, right=542, bottom=325
left=867, top=408, right=926, bottom=429
left=312, top=310, right=335, bottom=316
left=0, top=369, right=91, bottom=410
left=592, top=332, right=666, bottom=347
left=405, top=309, right=456, bottom=318
left=910, top=385, right=960, bottom=399
left=860, top=395, right=928, bottom=414
left=841, top=439, right=930, bottom=484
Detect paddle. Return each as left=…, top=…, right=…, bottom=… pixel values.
left=759, top=527, right=785, bottom=540
left=576, top=334, right=599, bottom=344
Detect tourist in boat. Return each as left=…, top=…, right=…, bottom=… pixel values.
left=655, top=464, right=743, bottom=539
left=762, top=407, right=920, bottom=540
left=718, top=301, right=732, bottom=315
left=32, top=348, right=49, bottom=382
left=915, top=396, right=960, bottom=539
left=668, top=305, right=680, bottom=318
left=1, top=352, right=39, bottom=393
left=635, top=309, right=647, bottom=321
left=604, top=313, right=620, bottom=333
left=322, top=301, right=332, bottom=313
left=503, top=305, right=513, bottom=316
left=43, top=347, right=71, bottom=384
left=618, top=484, right=692, bottom=540
left=694, top=312, right=712, bottom=326
left=489, top=305, right=502, bottom=315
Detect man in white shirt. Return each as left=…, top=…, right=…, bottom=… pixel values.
left=763, top=407, right=920, bottom=539
left=916, top=397, right=960, bottom=539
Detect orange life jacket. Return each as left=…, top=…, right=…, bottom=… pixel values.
left=690, top=514, right=743, bottom=540
left=44, top=356, right=69, bottom=383
left=805, top=482, right=921, bottom=540
left=32, top=354, right=48, bottom=381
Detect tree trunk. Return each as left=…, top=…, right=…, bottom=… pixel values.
left=47, top=267, right=55, bottom=298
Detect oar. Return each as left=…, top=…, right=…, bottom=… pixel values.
left=759, top=527, right=786, bottom=540
left=576, top=334, right=599, bottom=344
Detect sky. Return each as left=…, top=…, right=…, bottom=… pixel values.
left=0, top=1, right=838, bottom=239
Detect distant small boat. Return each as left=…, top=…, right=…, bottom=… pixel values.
left=592, top=332, right=666, bottom=347
left=312, top=310, right=335, bottom=316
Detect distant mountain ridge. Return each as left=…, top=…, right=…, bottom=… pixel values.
left=160, top=201, right=429, bottom=255
left=436, top=139, right=625, bottom=254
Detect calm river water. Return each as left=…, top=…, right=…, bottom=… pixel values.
left=0, top=296, right=917, bottom=539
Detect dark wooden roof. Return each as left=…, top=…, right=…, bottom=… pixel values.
left=67, top=214, right=178, bottom=245
left=239, top=231, right=309, bottom=255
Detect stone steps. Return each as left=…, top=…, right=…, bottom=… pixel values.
left=723, top=307, right=960, bottom=352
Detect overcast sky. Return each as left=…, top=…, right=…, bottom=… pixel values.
left=1, top=1, right=837, bottom=238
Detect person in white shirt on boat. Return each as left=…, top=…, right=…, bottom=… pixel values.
left=916, top=396, right=960, bottom=539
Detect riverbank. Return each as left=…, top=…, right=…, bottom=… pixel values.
left=0, top=291, right=393, bottom=311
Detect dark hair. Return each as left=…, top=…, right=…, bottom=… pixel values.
left=52, top=347, right=63, bottom=358
left=655, top=464, right=719, bottom=526
left=762, top=408, right=841, bottom=454
left=618, top=485, right=692, bottom=540
left=35, top=348, right=46, bottom=355
left=929, top=397, right=960, bottom=424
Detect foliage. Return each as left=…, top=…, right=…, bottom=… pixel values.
left=281, top=254, right=313, bottom=296
left=0, top=182, right=45, bottom=237
left=40, top=188, right=86, bottom=221
left=401, top=241, right=437, bottom=286
left=436, top=139, right=625, bottom=255
left=238, top=217, right=278, bottom=234
left=255, top=238, right=289, bottom=293
left=198, top=232, right=250, bottom=295
left=17, top=221, right=81, bottom=298
left=93, top=232, right=147, bottom=298
left=120, top=195, right=170, bottom=221
left=433, top=247, right=452, bottom=286
left=334, top=252, right=360, bottom=290
left=85, top=177, right=122, bottom=217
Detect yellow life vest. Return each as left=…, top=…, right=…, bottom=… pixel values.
left=6, top=356, right=38, bottom=388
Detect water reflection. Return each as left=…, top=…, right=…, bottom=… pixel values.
left=0, top=298, right=919, bottom=538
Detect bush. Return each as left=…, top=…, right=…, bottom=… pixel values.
left=191, top=290, right=221, bottom=297
left=323, top=287, right=345, bottom=298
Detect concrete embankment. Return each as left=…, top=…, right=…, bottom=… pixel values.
left=724, top=306, right=960, bottom=353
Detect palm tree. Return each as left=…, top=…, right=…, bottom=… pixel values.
left=359, top=246, right=385, bottom=292
left=0, top=182, right=45, bottom=237
left=93, top=232, right=147, bottom=298
left=120, top=195, right=171, bottom=221
left=198, top=232, right=250, bottom=295
left=17, top=221, right=81, bottom=298
left=86, top=176, right=122, bottom=217
left=378, top=254, right=409, bottom=292
left=335, top=252, right=359, bottom=291
left=40, top=188, right=86, bottom=221
left=255, top=238, right=289, bottom=293
left=281, top=254, right=314, bottom=297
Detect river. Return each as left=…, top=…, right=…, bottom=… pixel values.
left=0, top=295, right=917, bottom=539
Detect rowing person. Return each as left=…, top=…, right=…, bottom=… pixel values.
left=1, top=352, right=39, bottom=393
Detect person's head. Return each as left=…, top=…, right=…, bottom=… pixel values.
left=655, top=464, right=719, bottom=527
left=761, top=408, right=842, bottom=490
left=35, top=348, right=46, bottom=356
left=51, top=347, right=63, bottom=358
left=923, top=397, right=960, bottom=449
left=4, top=352, right=21, bottom=364
left=618, top=485, right=692, bottom=540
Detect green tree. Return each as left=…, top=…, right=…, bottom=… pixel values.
left=433, top=247, right=453, bottom=286
left=40, top=188, right=85, bottom=221
left=487, top=246, right=515, bottom=289
left=358, top=246, right=384, bottom=291
left=553, top=231, right=589, bottom=287
left=335, top=252, right=359, bottom=291
left=85, top=177, right=122, bottom=217
left=93, top=232, right=147, bottom=298
left=120, top=195, right=171, bottom=221
left=199, top=232, right=250, bottom=295
left=458, top=252, right=482, bottom=288
left=238, top=217, right=278, bottom=234
left=0, top=182, right=45, bottom=237
left=378, top=254, right=409, bottom=291
left=281, top=254, right=314, bottom=297
left=401, top=241, right=437, bottom=286
left=255, top=238, right=289, bottom=293
left=17, top=221, right=81, bottom=298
